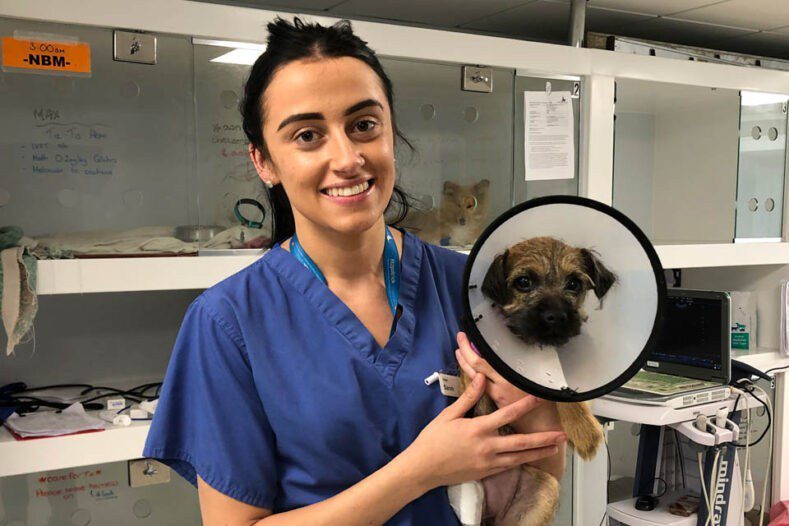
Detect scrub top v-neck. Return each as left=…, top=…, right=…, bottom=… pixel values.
left=144, top=230, right=468, bottom=525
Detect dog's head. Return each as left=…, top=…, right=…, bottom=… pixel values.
left=481, top=236, right=617, bottom=347
left=440, top=179, right=490, bottom=228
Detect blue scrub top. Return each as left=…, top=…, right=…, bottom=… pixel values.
left=143, top=229, right=467, bottom=525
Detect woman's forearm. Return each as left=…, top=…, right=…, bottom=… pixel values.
left=256, top=451, right=429, bottom=526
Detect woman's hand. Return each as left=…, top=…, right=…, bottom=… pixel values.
left=455, top=331, right=529, bottom=409
left=454, top=331, right=567, bottom=480
left=401, top=373, right=566, bottom=492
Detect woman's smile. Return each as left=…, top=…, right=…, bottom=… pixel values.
left=320, top=178, right=376, bottom=204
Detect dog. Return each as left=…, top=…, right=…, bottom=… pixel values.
left=403, top=179, right=490, bottom=246
left=461, top=236, right=617, bottom=525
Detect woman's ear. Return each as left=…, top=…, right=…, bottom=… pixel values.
left=249, top=144, right=279, bottom=187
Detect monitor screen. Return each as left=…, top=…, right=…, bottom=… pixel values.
left=646, top=289, right=730, bottom=382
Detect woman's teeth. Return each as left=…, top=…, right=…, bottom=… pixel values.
left=325, top=181, right=370, bottom=197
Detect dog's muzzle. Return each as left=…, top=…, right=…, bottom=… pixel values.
left=505, top=298, right=582, bottom=347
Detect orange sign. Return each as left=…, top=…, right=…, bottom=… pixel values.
left=2, top=37, right=91, bottom=74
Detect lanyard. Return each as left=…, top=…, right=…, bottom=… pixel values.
left=290, top=226, right=401, bottom=320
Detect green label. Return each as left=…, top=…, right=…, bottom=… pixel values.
left=731, top=333, right=750, bottom=350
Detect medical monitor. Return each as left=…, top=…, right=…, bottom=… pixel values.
left=645, top=288, right=731, bottom=384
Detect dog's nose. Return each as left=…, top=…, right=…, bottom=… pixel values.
left=459, top=217, right=466, bottom=226
left=541, top=310, right=568, bottom=325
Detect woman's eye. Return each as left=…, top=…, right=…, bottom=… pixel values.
left=296, top=130, right=318, bottom=143
left=514, top=276, right=533, bottom=292
left=565, top=277, right=582, bottom=292
left=353, top=119, right=377, bottom=133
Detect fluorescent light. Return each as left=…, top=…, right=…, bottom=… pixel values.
left=741, top=91, right=789, bottom=106
left=211, top=47, right=265, bottom=66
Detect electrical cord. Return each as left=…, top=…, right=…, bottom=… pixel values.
left=79, top=391, right=144, bottom=405
left=0, top=381, right=162, bottom=415
left=749, top=384, right=773, bottom=526
left=116, top=404, right=153, bottom=421
left=737, top=383, right=771, bottom=448
left=672, top=428, right=686, bottom=488
left=653, top=476, right=668, bottom=498
left=730, top=380, right=773, bottom=525
left=598, top=430, right=611, bottom=526
left=698, top=448, right=721, bottom=526
left=730, top=385, right=753, bottom=516
left=18, top=383, right=94, bottom=393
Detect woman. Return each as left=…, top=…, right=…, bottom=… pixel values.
left=144, top=17, right=567, bottom=526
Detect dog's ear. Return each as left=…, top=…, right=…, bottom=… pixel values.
left=473, top=179, right=490, bottom=194
left=443, top=181, right=459, bottom=196
left=482, top=250, right=510, bottom=306
left=580, top=249, right=617, bottom=300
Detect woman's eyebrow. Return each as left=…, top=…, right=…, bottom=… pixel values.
left=344, top=99, right=384, bottom=115
left=277, top=112, right=323, bottom=131
left=276, top=100, right=384, bottom=132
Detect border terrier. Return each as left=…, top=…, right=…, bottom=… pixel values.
left=461, top=236, right=617, bottom=525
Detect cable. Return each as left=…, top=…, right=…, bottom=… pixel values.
left=598, top=430, right=611, bottom=526
left=17, top=383, right=94, bottom=393
left=731, top=381, right=773, bottom=525
left=730, top=380, right=771, bottom=448
left=80, top=391, right=144, bottom=405
left=672, top=429, right=686, bottom=488
left=764, top=365, right=788, bottom=375
left=708, top=449, right=721, bottom=526
left=698, top=448, right=721, bottom=526
left=698, top=451, right=710, bottom=524
left=116, top=404, right=153, bottom=421
left=1, top=382, right=163, bottom=415
left=730, top=385, right=753, bottom=515
left=749, top=384, right=773, bottom=526
left=653, top=476, right=668, bottom=498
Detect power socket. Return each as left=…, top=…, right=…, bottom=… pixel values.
left=128, top=459, right=171, bottom=488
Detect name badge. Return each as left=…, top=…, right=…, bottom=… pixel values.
left=439, top=373, right=462, bottom=398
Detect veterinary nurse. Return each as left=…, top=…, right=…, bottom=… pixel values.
left=144, top=17, right=567, bottom=526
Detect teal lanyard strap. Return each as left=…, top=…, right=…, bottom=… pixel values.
left=290, top=227, right=401, bottom=335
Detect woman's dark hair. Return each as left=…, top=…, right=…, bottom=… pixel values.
left=240, top=17, right=414, bottom=245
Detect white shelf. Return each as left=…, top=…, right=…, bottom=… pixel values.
left=655, top=242, right=789, bottom=269
left=732, top=348, right=789, bottom=374
left=36, top=254, right=262, bottom=295
left=608, top=490, right=696, bottom=526
left=0, top=419, right=150, bottom=478
left=30, top=242, right=789, bottom=295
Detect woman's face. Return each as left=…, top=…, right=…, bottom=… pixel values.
left=253, top=56, right=396, bottom=237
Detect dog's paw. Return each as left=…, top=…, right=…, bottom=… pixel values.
left=567, top=417, right=603, bottom=461
left=556, top=402, right=604, bottom=461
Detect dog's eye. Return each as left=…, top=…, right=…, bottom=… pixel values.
left=513, top=276, right=533, bottom=292
left=565, top=277, right=582, bottom=292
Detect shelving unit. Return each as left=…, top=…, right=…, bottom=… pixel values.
left=33, top=242, right=789, bottom=295
left=2, top=1, right=788, bottom=523
left=0, top=350, right=780, bottom=481
left=36, top=254, right=262, bottom=295
left=656, top=242, right=789, bottom=269
left=0, top=417, right=150, bottom=478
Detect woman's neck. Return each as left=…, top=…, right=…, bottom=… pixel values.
left=287, top=217, right=389, bottom=283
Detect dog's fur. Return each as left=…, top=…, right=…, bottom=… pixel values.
left=403, top=179, right=490, bottom=246
left=462, top=236, right=617, bottom=525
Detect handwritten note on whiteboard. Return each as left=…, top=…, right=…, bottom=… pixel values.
left=523, top=91, right=574, bottom=181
